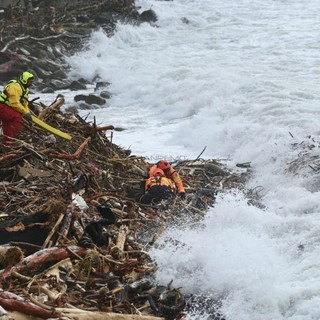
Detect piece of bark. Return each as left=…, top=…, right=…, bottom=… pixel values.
left=110, top=226, right=129, bottom=260
left=0, top=246, right=88, bottom=280
left=116, top=226, right=129, bottom=251
left=48, top=137, right=90, bottom=160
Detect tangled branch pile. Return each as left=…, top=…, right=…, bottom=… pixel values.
left=0, top=97, right=254, bottom=319
left=0, top=0, right=155, bottom=92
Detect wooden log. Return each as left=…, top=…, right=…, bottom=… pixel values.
left=38, top=95, right=65, bottom=121
left=0, top=246, right=88, bottom=280
left=0, top=246, right=23, bottom=268
left=55, top=308, right=164, bottom=320
left=0, top=291, right=61, bottom=319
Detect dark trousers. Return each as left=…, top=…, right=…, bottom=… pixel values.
left=140, top=185, right=174, bottom=204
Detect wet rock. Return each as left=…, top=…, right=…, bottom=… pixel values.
left=93, top=12, right=114, bottom=24
left=33, top=65, right=53, bottom=78
left=68, top=80, right=87, bottom=90
left=100, top=90, right=112, bottom=99
left=77, top=102, right=97, bottom=110
left=140, top=9, right=158, bottom=23
left=40, top=86, right=55, bottom=93
left=74, top=93, right=107, bottom=106
left=53, top=69, right=69, bottom=79
left=34, top=59, right=64, bottom=72
left=94, top=81, right=111, bottom=91
left=49, top=79, right=73, bottom=90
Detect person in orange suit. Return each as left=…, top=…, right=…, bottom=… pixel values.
left=149, top=159, right=186, bottom=199
left=140, top=168, right=175, bottom=204
left=0, top=71, right=34, bottom=146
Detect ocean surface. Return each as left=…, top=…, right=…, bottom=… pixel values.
left=53, top=0, right=320, bottom=319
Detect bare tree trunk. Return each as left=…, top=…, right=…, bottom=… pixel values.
left=0, top=246, right=88, bottom=280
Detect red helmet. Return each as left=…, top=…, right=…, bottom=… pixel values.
left=154, top=168, right=165, bottom=176
left=157, top=160, right=171, bottom=170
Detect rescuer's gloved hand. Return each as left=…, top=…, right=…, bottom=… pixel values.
left=179, top=192, right=186, bottom=200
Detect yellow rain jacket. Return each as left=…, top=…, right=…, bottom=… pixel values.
left=0, top=80, right=30, bottom=115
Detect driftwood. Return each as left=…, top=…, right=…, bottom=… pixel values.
left=0, top=291, right=61, bottom=318
left=0, top=34, right=77, bottom=53
left=0, top=246, right=88, bottom=280
left=41, top=213, right=65, bottom=249
left=38, top=96, right=65, bottom=121
left=0, top=98, right=253, bottom=319
left=110, top=225, right=129, bottom=260
left=0, top=151, right=23, bottom=162
left=55, top=308, right=164, bottom=320
left=0, top=0, right=140, bottom=93
left=47, top=137, right=91, bottom=159
left=95, top=125, right=115, bottom=131
left=54, top=203, right=74, bottom=245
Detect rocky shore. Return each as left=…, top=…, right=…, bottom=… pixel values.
left=0, top=0, right=157, bottom=98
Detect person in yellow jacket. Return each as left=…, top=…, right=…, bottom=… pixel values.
left=0, top=71, right=34, bottom=146
left=140, top=168, right=175, bottom=204
left=149, top=159, right=186, bottom=199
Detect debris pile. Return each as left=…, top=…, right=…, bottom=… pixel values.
left=286, top=135, right=320, bottom=176
left=0, top=97, right=254, bottom=319
left=0, top=0, right=157, bottom=93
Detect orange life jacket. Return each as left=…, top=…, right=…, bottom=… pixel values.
left=149, top=164, right=185, bottom=193
left=145, top=175, right=175, bottom=192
